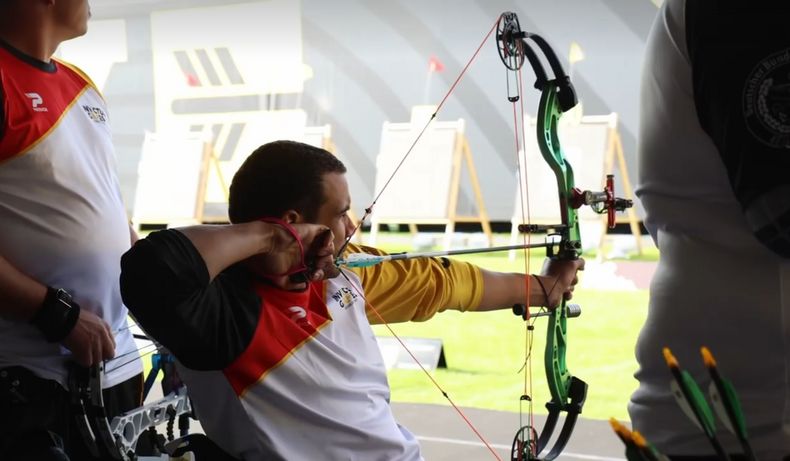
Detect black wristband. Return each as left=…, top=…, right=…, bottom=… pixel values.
left=30, top=287, right=81, bottom=343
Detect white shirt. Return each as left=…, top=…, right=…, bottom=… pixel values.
left=629, top=1, right=790, bottom=457
left=179, top=271, right=423, bottom=461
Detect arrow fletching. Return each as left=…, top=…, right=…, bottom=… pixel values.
left=663, top=347, right=731, bottom=460
left=632, top=430, right=670, bottom=461
left=701, top=347, right=757, bottom=460
left=336, top=253, right=387, bottom=268
left=609, top=418, right=649, bottom=461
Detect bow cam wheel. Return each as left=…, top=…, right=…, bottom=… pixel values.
left=496, top=12, right=526, bottom=71
left=511, top=425, right=539, bottom=460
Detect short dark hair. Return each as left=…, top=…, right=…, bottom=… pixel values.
left=228, top=140, right=347, bottom=223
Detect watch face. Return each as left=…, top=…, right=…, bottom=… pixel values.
left=56, top=289, right=73, bottom=308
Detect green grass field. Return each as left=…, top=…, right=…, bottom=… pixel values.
left=369, top=235, right=654, bottom=421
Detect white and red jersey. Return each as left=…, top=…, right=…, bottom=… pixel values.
left=121, top=230, right=484, bottom=460
left=181, top=274, right=422, bottom=460
left=0, top=41, right=140, bottom=388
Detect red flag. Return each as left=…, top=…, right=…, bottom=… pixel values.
left=185, top=73, right=200, bottom=87
left=428, top=55, right=445, bottom=73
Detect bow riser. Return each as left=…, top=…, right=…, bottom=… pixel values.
left=536, top=86, right=582, bottom=260
left=536, top=83, right=581, bottom=408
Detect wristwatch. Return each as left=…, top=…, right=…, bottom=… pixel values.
left=31, top=287, right=81, bottom=343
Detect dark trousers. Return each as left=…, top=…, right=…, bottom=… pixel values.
left=670, top=457, right=750, bottom=460
left=0, top=366, right=143, bottom=461
left=671, top=457, right=790, bottom=461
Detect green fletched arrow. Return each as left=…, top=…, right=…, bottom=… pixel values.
left=701, top=347, right=757, bottom=461
left=663, top=347, right=730, bottom=460
left=631, top=430, right=670, bottom=461
left=609, top=418, right=649, bottom=461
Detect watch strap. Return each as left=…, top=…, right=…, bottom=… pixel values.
left=31, top=287, right=81, bottom=343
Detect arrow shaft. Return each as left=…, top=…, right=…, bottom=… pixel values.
left=387, top=242, right=552, bottom=261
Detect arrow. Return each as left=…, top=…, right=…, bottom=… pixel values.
left=700, top=347, right=757, bottom=461
left=663, top=347, right=730, bottom=460
left=609, top=418, right=648, bottom=461
left=631, top=430, right=670, bottom=461
left=336, top=242, right=553, bottom=268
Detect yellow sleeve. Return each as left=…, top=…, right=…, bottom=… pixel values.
left=347, top=244, right=484, bottom=324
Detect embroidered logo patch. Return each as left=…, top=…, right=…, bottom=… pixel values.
left=82, top=105, right=107, bottom=123
left=743, top=48, right=790, bottom=148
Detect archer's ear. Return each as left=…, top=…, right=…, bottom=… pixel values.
left=282, top=210, right=302, bottom=224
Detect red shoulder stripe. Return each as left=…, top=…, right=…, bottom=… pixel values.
left=223, top=281, right=331, bottom=396
left=0, top=48, right=91, bottom=161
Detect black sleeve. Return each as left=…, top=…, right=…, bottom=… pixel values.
left=686, top=2, right=790, bottom=257
left=120, top=229, right=261, bottom=370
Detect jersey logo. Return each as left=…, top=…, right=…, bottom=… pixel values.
left=287, top=306, right=309, bottom=326
left=329, top=287, right=358, bottom=310
left=24, top=92, right=47, bottom=112
left=82, top=105, right=108, bottom=123
left=743, top=48, right=790, bottom=148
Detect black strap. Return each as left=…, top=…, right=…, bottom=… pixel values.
left=31, top=287, right=81, bottom=344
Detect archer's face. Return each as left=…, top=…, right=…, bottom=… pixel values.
left=314, top=172, right=354, bottom=257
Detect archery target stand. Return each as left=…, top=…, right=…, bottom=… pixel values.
left=600, top=114, right=642, bottom=256
left=200, top=121, right=358, bottom=226
left=368, top=106, right=493, bottom=250
left=132, top=122, right=359, bottom=230
left=131, top=131, right=214, bottom=229
left=510, top=113, right=642, bottom=259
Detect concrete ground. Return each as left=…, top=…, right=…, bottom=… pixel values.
left=139, top=398, right=628, bottom=460
left=393, top=402, right=627, bottom=461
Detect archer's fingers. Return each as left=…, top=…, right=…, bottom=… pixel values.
left=89, top=342, right=101, bottom=367
left=101, top=326, right=115, bottom=361
left=104, top=319, right=116, bottom=351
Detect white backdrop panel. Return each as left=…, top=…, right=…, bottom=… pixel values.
left=132, top=132, right=205, bottom=225
left=373, top=120, right=463, bottom=220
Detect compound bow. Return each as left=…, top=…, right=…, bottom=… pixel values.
left=495, top=12, right=632, bottom=460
